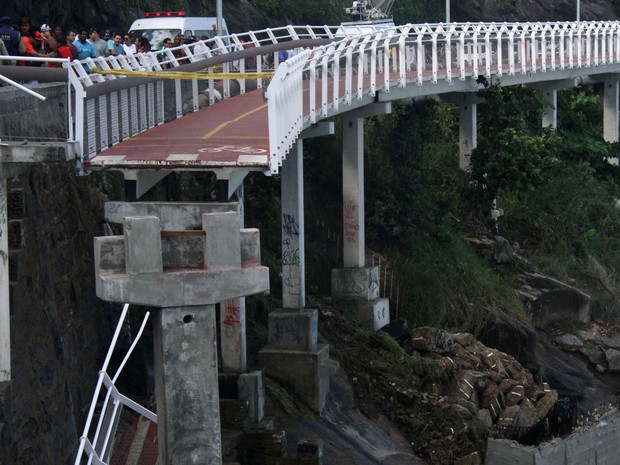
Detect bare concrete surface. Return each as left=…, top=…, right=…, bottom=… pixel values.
left=274, top=368, right=426, bottom=465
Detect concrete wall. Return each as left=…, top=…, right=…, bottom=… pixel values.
left=0, top=80, right=124, bottom=465
left=486, top=412, right=620, bottom=465
left=0, top=83, right=69, bottom=141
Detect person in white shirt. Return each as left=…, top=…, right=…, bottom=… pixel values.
left=122, top=33, right=136, bottom=55
left=191, top=36, right=209, bottom=60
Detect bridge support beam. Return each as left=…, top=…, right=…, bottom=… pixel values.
left=603, top=78, right=620, bottom=143
left=0, top=178, right=9, bottom=382
left=95, top=211, right=269, bottom=465
left=260, top=123, right=339, bottom=413
left=540, top=87, right=558, bottom=129
left=281, top=140, right=306, bottom=309
left=459, top=96, right=478, bottom=170
left=331, top=104, right=391, bottom=331
left=527, top=79, right=575, bottom=130
left=441, top=93, right=481, bottom=170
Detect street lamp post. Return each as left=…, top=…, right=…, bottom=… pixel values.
left=446, top=0, right=450, bottom=23
left=217, top=0, right=223, bottom=36
left=577, top=0, right=580, bottom=21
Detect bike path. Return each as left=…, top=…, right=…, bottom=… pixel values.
left=85, top=88, right=270, bottom=171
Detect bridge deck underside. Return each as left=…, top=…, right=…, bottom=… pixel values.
left=85, top=50, right=612, bottom=172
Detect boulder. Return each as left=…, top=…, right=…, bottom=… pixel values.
left=579, top=346, right=605, bottom=366
left=517, top=272, right=590, bottom=330
left=493, top=235, right=514, bottom=263
left=505, top=385, right=525, bottom=407
left=477, top=409, right=493, bottom=428
left=554, top=334, right=584, bottom=351
left=535, top=390, right=559, bottom=420
left=454, top=451, right=481, bottom=465
left=497, top=405, right=520, bottom=430
left=516, top=398, right=540, bottom=429
left=605, top=348, right=620, bottom=372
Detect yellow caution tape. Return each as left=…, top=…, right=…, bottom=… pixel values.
left=91, top=67, right=274, bottom=80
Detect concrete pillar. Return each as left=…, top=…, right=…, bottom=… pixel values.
left=104, top=200, right=250, bottom=374
left=603, top=78, right=619, bottom=143
left=603, top=79, right=619, bottom=165
left=259, top=123, right=339, bottom=413
left=281, top=141, right=305, bottom=309
left=332, top=105, right=391, bottom=332
left=342, top=113, right=365, bottom=268
left=459, top=100, right=477, bottom=170
left=94, top=212, right=269, bottom=465
left=0, top=178, right=10, bottom=382
left=219, top=297, right=247, bottom=372
left=153, top=305, right=221, bottom=465
left=541, top=88, right=558, bottom=129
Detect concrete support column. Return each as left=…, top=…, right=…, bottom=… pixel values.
left=603, top=79, right=619, bottom=165
left=0, top=178, right=10, bottom=382
left=153, top=305, right=221, bottom=465
left=459, top=100, right=477, bottom=170
left=219, top=297, right=247, bottom=372
left=603, top=79, right=619, bottom=143
left=541, top=88, right=558, bottom=129
left=94, top=211, right=269, bottom=465
left=281, top=141, right=305, bottom=309
left=342, top=113, right=365, bottom=268
left=331, top=104, right=391, bottom=332
left=260, top=123, right=339, bottom=414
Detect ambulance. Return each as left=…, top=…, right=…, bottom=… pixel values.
left=128, top=12, right=229, bottom=50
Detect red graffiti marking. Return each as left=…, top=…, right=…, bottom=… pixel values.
left=343, top=201, right=356, bottom=221
left=223, top=300, right=240, bottom=326
left=344, top=201, right=358, bottom=243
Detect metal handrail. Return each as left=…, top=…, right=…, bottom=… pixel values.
left=5, top=21, right=619, bottom=171
left=265, top=20, right=620, bottom=173
left=74, top=304, right=155, bottom=465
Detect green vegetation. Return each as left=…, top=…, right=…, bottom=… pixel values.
left=267, top=83, right=620, bottom=335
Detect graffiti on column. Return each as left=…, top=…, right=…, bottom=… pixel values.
left=283, top=213, right=300, bottom=237
left=335, top=273, right=366, bottom=295
left=343, top=201, right=359, bottom=243
left=269, top=318, right=304, bottom=346
left=369, top=272, right=379, bottom=296
left=282, top=213, right=301, bottom=294
left=223, top=299, right=241, bottom=326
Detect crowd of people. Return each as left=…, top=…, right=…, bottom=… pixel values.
left=0, top=15, right=152, bottom=68
left=1, top=14, right=301, bottom=72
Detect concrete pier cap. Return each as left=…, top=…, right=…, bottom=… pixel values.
left=93, top=213, right=269, bottom=306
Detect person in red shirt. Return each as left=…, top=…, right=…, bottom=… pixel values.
left=57, top=32, right=77, bottom=61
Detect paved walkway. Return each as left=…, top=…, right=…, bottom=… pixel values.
left=86, top=89, right=269, bottom=170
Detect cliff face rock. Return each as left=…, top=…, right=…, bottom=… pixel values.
left=1, top=0, right=618, bottom=36
left=456, top=0, right=617, bottom=21
left=0, top=162, right=123, bottom=465
left=1, top=0, right=277, bottom=35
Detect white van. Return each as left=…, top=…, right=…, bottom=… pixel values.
left=129, top=13, right=229, bottom=50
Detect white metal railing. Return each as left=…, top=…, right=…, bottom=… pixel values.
left=6, top=21, right=620, bottom=173
left=265, top=21, right=620, bottom=173
left=74, top=304, right=155, bottom=465
left=66, top=25, right=357, bottom=162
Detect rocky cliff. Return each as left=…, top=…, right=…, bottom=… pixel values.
left=1, top=0, right=277, bottom=36
left=1, top=0, right=619, bottom=38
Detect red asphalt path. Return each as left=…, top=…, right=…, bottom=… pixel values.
left=86, top=88, right=270, bottom=170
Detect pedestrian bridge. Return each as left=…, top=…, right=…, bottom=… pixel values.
left=4, top=19, right=620, bottom=465
left=5, top=21, right=620, bottom=177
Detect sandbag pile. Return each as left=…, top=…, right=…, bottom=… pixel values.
left=410, top=327, right=558, bottom=438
